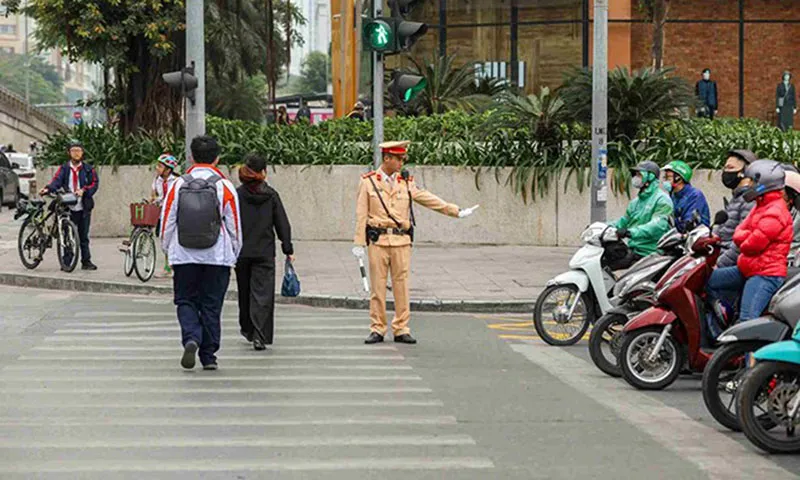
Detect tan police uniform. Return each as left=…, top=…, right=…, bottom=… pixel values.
left=354, top=141, right=461, bottom=337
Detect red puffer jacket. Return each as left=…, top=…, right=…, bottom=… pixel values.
left=734, top=190, right=793, bottom=278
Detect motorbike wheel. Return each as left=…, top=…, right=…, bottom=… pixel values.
left=533, top=284, right=593, bottom=346
left=619, top=326, right=682, bottom=390
left=702, top=341, right=767, bottom=432
left=737, top=361, right=800, bottom=454
left=588, top=313, right=628, bottom=378
left=17, top=217, right=43, bottom=270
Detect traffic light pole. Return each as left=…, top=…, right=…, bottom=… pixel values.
left=185, top=0, right=206, bottom=168
left=590, top=0, right=608, bottom=223
left=372, top=1, right=384, bottom=170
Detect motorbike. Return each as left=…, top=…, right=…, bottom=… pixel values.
left=702, top=270, right=800, bottom=431
left=588, top=228, right=688, bottom=378
left=534, top=223, right=666, bottom=346
left=618, top=211, right=730, bottom=390
left=736, top=320, right=800, bottom=453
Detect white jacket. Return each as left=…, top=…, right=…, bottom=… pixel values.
left=161, top=164, right=242, bottom=267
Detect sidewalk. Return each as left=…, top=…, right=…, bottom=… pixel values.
left=0, top=211, right=574, bottom=312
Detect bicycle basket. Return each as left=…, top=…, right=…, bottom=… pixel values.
left=57, top=192, right=78, bottom=206
left=130, top=203, right=161, bottom=227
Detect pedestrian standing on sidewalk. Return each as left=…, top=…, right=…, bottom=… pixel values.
left=235, top=153, right=294, bottom=351
left=161, top=136, right=242, bottom=370
left=40, top=140, right=99, bottom=271
left=354, top=140, right=479, bottom=345
left=151, top=153, right=180, bottom=278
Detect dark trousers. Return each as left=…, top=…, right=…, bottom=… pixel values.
left=173, top=264, right=231, bottom=366
left=235, top=257, right=276, bottom=344
left=69, top=210, right=92, bottom=265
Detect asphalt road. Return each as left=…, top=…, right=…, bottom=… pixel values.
left=0, top=287, right=798, bottom=479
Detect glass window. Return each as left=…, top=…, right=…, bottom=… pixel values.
left=517, top=24, right=581, bottom=94
left=0, top=153, right=10, bottom=169
left=447, top=25, right=511, bottom=77
left=0, top=47, right=13, bottom=54
left=0, top=24, right=17, bottom=35
left=446, top=0, right=510, bottom=26
left=517, top=0, right=582, bottom=23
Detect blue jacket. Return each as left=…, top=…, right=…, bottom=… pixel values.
left=672, top=183, right=709, bottom=233
left=696, top=79, right=718, bottom=109
left=46, top=162, right=99, bottom=212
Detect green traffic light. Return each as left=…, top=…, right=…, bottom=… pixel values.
left=364, top=20, right=394, bottom=51
left=404, top=78, right=427, bottom=102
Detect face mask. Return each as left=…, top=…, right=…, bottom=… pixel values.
left=702, top=73, right=710, bottom=81
left=632, top=175, right=644, bottom=189
left=794, top=195, right=800, bottom=211
left=743, top=184, right=764, bottom=203
left=662, top=181, right=673, bottom=193
left=722, top=171, right=742, bottom=189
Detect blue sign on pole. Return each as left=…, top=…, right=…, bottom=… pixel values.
left=598, top=148, right=608, bottom=181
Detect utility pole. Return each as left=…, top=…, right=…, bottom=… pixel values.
left=185, top=0, right=206, bottom=167
left=371, top=0, right=383, bottom=169
left=590, top=0, right=608, bottom=223
left=23, top=1, right=29, bottom=104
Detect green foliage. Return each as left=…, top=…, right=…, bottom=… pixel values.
left=392, top=52, right=491, bottom=116
left=297, top=51, right=329, bottom=94
left=560, top=66, right=695, bottom=141
left=483, top=88, right=570, bottom=153
left=0, top=53, right=64, bottom=104
left=207, top=75, right=268, bottom=122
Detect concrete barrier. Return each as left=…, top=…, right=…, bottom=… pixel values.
left=36, top=165, right=731, bottom=246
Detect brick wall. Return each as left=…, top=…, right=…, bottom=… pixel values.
left=630, top=0, right=800, bottom=122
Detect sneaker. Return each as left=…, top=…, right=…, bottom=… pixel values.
left=181, top=341, right=198, bottom=369
left=203, top=363, right=218, bottom=371
left=81, top=262, right=98, bottom=271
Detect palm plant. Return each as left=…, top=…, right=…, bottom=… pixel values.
left=388, top=52, right=490, bottom=116
left=482, top=87, right=568, bottom=153
left=560, top=66, right=694, bottom=142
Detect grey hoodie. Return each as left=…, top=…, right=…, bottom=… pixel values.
left=717, top=185, right=756, bottom=268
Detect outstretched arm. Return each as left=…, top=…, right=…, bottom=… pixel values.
left=410, top=182, right=459, bottom=217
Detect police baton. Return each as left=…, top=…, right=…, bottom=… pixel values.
left=352, top=247, right=369, bottom=293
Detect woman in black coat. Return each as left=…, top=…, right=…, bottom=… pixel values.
left=236, top=153, right=294, bottom=350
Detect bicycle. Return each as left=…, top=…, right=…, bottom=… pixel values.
left=121, top=201, right=160, bottom=283
left=16, top=190, right=80, bottom=272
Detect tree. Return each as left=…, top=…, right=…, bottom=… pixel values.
left=297, top=51, right=328, bottom=94
left=2, top=0, right=305, bottom=135
left=639, top=0, right=670, bottom=70
left=0, top=52, right=64, bottom=104
left=207, top=74, right=268, bottom=121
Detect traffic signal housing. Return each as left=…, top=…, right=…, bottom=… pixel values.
left=362, top=0, right=427, bottom=55
left=388, top=72, right=426, bottom=103
left=162, top=64, right=199, bottom=105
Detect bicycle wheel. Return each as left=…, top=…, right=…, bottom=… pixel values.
left=57, top=217, right=79, bottom=273
left=123, top=230, right=137, bottom=277
left=17, top=217, right=44, bottom=269
left=133, top=229, right=156, bottom=283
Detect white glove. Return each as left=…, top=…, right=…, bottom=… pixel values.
left=458, top=204, right=480, bottom=218
left=352, top=246, right=365, bottom=258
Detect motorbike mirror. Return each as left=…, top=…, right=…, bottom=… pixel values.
left=714, top=211, right=729, bottom=226
left=723, top=196, right=729, bottom=209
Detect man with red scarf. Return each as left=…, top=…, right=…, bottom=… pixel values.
left=40, top=140, right=99, bottom=271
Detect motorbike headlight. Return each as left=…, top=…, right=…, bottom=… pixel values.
left=580, top=228, right=594, bottom=244
left=717, top=334, right=738, bottom=343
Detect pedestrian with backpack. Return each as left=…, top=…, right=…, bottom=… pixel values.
left=235, top=153, right=294, bottom=351
left=161, top=136, right=242, bottom=370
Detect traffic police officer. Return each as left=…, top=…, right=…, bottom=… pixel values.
left=353, top=141, right=479, bottom=344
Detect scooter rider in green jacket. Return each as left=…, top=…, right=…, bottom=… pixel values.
left=614, top=161, right=675, bottom=266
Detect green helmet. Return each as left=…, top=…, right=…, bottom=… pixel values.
left=664, top=160, right=693, bottom=183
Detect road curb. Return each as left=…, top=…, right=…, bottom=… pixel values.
left=0, top=272, right=533, bottom=314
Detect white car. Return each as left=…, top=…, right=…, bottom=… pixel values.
left=7, top=152, right=35, bottom=198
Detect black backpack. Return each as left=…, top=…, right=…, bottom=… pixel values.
left=177, top=174, right=223, bottom=249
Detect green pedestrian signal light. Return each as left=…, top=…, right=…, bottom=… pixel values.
left=388, top=73, right=426, bottom=103
left=364, top=19, right=394, bottom=52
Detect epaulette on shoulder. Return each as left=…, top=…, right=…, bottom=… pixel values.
left=362, top=171, right=377, bottom=179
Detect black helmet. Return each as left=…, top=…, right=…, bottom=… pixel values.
left=744, top=160, right=785, bottom=200
left=728, top=149, right=757, bottom=165
left=67, top=139, right=83, bottom=150
left=630, top=161, right=660, bottom=179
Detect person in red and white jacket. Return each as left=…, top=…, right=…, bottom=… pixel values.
left=160, top=136, right=242, bottom=371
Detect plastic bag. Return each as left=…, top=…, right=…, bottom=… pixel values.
left=281, top=258, right=301, bottom=297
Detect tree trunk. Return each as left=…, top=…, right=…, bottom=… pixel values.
left=651, top=0, right=669, bottom=70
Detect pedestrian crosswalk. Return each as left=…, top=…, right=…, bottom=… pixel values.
left=0, top=306, right=495, bottom=478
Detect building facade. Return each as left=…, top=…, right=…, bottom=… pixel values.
left=392, top=0, right=800, bottom=122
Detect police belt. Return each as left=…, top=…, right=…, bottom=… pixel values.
left=371, top=226, right=411, bottom=236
